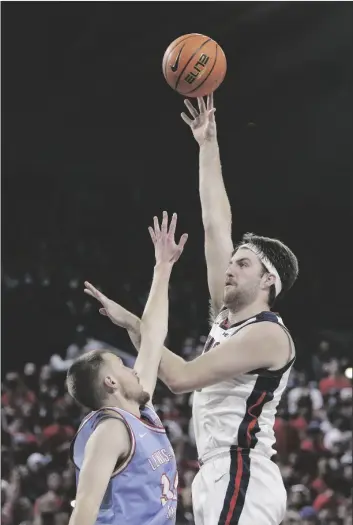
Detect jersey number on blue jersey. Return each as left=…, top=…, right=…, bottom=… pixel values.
left=160, top=472, right=178, bottom=506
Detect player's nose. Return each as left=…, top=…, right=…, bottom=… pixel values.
left=225, top=268, right=236, bottom=286
left=225, top=268, right=234, bottom=279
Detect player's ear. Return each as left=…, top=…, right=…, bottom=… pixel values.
left=104, top=375, right=118, bottom=390
left=262, top=273, right=276, bottom=290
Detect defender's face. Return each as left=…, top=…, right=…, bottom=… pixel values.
left=223, top=248, right=264, bottom=308
left=103, top=353, right=150, bottom=405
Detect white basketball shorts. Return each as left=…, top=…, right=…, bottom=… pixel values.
left=192, top=448, right=287, bottom=525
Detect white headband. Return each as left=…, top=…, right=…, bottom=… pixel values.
left=239, top=243, right=282, bottom=297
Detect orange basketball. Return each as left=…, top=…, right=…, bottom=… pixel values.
left=162, top=34, right=227, bottom=98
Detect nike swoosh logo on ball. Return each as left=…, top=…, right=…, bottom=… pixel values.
left=170, top=46, right=184, bottom=72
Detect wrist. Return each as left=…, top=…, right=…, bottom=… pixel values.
left=199, top=137, right=218, bottom=150
left=154, top=261, right=173, bottom=272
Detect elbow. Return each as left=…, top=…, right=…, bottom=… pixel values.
left=167, top=377, right=191, bottom=395
left=168, top=381, right=184, bottom=395
left=158, top=361, right=191, bottom=394
left=162, top=375, right=182, bottom=394
left=159, top=372, right=186, bottom=395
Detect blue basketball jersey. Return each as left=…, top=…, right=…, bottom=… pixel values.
left=71, top=404, right=178, bottom=524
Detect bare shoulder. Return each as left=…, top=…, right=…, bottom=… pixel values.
left=75, top=417, right=132, bottom=503
left=86, top=417, right=131, bottom=458
left=237, top=321, right=293, bottom=368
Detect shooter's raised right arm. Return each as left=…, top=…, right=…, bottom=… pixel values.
left=181, top=94, right=233, bottom=316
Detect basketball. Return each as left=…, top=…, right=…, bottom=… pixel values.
left=162, top=34, right=227, bottom=98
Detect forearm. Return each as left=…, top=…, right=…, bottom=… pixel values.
left=199, top=140, right=232, bottom=230
left=127, top=318, right=186, bottom=393
left=199, top=140, right=233, bottom=313
left=140, top=262, right=172, bottom=353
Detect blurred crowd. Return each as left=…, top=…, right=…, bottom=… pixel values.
left=2, top=329, right=352, bottom=525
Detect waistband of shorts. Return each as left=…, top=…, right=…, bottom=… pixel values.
left=198, top=446, right=251, bottom=467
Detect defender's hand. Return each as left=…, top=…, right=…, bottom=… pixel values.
left=148, top=212, right=188, bottom=265
left=181, top=93, right=217, bottom=146
left=84, top=282, right=135, bottom=329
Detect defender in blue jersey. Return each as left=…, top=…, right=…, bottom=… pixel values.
left=67, top=212, right=188, bottom=525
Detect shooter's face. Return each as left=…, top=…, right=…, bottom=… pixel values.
left=223, top=248, right=265, bottom=309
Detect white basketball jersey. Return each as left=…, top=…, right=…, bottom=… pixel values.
left=192, top=310, right=295, bottom=462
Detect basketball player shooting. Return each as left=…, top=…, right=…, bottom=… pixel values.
left=67, top=212, right=187, bottom=525
left=86, top=95, right=299, bottom=525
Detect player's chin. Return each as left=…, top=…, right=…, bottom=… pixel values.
left=138, top=390, right=151, bottom=407
left=223, top=287, right=236, bottom=306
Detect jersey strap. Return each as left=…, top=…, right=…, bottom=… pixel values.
left=217, top=311, right=296, bottom=376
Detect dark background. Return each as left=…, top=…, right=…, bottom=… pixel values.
left=2, top=1, right=353, bottom=371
